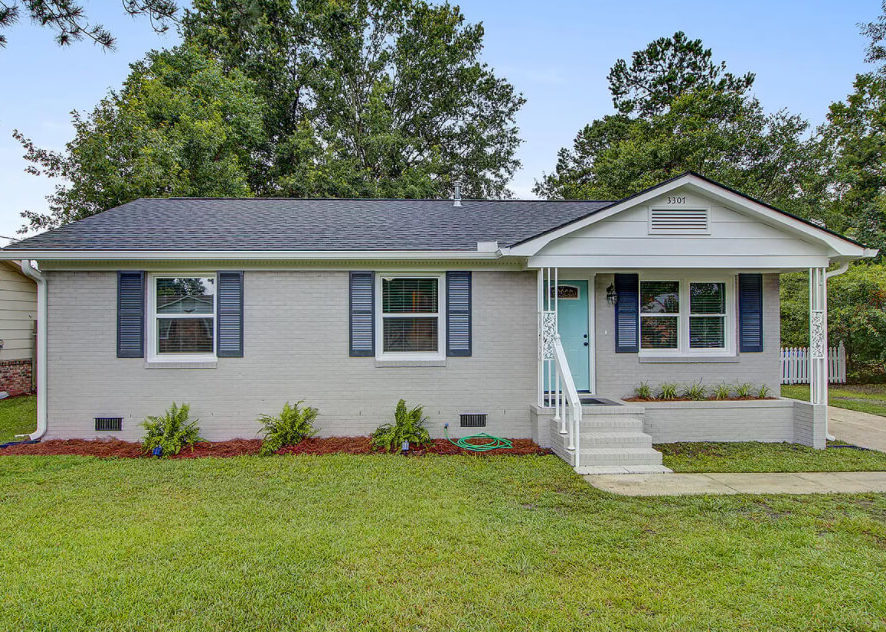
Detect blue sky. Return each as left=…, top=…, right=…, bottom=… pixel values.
left=0, top=0, right=880, bottom=239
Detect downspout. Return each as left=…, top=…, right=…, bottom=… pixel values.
left=18, top=260, right=46, bottom=441
left=822, top=262, right=850, bottom=441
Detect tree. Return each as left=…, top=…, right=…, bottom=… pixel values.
left=182, top=0, right=524, bottom=198
left=0, top=0, right=178, bottom=49
left=535, top=34, right=815, bottom=212
left=15, top=46, right=265, bottom=230
left=607, top=31, right=754, bottom=119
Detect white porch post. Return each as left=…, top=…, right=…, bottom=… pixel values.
left=808, top=267, right=828, bottom=408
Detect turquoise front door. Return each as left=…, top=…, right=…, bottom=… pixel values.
left=547, top=280, right=590, bottom=392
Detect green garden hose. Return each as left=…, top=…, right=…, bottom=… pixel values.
left=444, top=424, right=513, bottom=452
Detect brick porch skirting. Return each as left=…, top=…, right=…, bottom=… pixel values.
left=0, top=359, right=33, bottom=396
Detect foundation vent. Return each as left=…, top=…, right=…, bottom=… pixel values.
left=460, top=413, right=487, bottom=428
left=95, top=417, right=123, bottom=432
left=649, top=208, right=709, bottom=234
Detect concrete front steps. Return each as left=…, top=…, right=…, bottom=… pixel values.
left=574, top=404, right=671, bottom=475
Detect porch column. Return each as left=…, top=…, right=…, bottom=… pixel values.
left=797, top=267, right=829, bottom=449
left=808, top=267, right=828, bottom=407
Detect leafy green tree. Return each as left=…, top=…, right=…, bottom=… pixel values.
left=535, top=33, right=815, bottom=212
left=607, top=31, right=755, bottom=119
left=0, top=0, right=177, bottom=49
left=15, top=45, right=265, bottom=230
left=182, top=0, right=524, bottom=198
left=814, top=73, right=886, bottom=254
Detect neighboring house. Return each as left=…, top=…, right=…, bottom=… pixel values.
left=1, top=173, right=876, bottom=473
left=0, top=260, right=37, bottom=396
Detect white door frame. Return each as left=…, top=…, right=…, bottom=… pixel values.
left=587, top=273, right=596, bottom=395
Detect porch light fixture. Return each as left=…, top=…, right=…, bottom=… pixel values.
left=606, top=283, right=617, bottom=305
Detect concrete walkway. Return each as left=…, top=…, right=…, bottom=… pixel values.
left=585, top=471, right=886, bottom=496
left=829, top=407, right=886, bottom=452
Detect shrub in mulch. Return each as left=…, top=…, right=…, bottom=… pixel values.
left=1, top=437, right=548, bottom=458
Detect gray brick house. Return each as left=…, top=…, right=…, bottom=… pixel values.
left=2, top=173, right=875, bottom=473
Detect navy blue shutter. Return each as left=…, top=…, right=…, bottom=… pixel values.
left=739, top=273, right=764, bottom=352
left=117, top=271, right=145, bottom=358
left=350, top=272, right=375, bottom=356
left=217, top=272, right=244, bottom=357
left=446, top=271, right=472, bottom=357
left=614, top=274, right=639, bottom=353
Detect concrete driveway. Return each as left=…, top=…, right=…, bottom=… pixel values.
left=829, top=407, right=886, bottom=452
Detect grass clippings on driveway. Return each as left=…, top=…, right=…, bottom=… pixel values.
left=1, top=454, right=885, bottom=631
left=782, top=383, right=886, bottom=417
left=658, top=441, right=886, bottom=473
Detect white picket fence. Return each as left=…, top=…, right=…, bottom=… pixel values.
left=780, top=342, right=847, bottom=385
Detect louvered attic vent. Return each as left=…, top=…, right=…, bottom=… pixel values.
left=460, top=413, right=487, bottom=428
left=649, top=208, right=709, bottom=234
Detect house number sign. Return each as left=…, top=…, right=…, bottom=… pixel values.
left=666, top=196, right=687, bottom=204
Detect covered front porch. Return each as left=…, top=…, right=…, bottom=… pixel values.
left=500, top=174, right=873, bottom=473
left=530, top=265, right=833, bottom=473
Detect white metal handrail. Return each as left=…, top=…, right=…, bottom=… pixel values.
left=551, top=334, right=582, bottom=468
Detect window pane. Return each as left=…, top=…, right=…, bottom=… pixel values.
left=382, top=278, right=438, bottom=313
left=690, top=282, right=725, bottom=315
left=383, top=317, right=438, bottom=352
left=690, top=316, right=725, bottom=348
left=641, top=316, right=678, bottom=349
left=158, top=318, right=214, bottom=353
left=157, top=277, right=215, bottom=314
left=640, top=281, right=679, bottom=313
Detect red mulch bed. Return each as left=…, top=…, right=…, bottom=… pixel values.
left=1, top=437, right=548, bottom=458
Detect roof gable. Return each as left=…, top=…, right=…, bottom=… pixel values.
left=507, top=173, right=875, bottom=260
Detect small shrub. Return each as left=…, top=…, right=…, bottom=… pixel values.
left=141, top=403, right=202, bottom=456
left=258, top=401, right=318, bottom=456
left=658, top=383, right=679, bottom=400
left=734, top=383, right=754, bottom=398
left=683, top=381, right=706, bottom=401
left=371, top=399, right=431, bottom=452
left=712, top=383, right=732, bottom=400
left=757, top=384, right=772, bottom=399
left=635, top=382, right=653, bottom=400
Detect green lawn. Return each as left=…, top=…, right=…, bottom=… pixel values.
left=782, top=383, right=886, bottom=417
left=1, top=455, right=885, bottom=631
left=0, top=395, right=36, bottom=443
left=659, top=441, right=886, bottom=473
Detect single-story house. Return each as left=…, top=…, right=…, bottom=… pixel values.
left=0, top=259, right=37, bottom=396
left=1, top=173, right=876, bottom=472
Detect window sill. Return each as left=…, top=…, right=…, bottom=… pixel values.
left=374, top=359, right=447, bottom=368
left=144, top=360, right=218, bottom=369
left=638, top=355, right=739, bottom=364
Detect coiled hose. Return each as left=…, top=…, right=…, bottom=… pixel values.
left=444, top=424, right=512, bottom=452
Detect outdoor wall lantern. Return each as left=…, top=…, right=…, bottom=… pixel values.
left=606, top=283, right=617, bottom=305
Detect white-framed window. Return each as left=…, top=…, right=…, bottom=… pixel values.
left=375, top=273, right=445, bottom=360
left=639, top=276, right=733, bottom=355
left=146, top=273, right=217, bottom=362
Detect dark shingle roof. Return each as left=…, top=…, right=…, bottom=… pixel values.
left=3, top=198, right=614, bottom=251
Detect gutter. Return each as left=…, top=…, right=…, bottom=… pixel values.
left=18, top=260, right=46, bottom=441
left=822, top=262, right=851, bottom=442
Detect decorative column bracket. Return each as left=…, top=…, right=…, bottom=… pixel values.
left=810, top=310, right=826, bottom=360
left=541, top=310, right=557, bottom=360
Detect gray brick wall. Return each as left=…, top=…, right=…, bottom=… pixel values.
left=593, top=273, right=781, bottom=399
left=44, top=270, right=538, bottom=441
left=43, top=268, right=792, bottom=444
